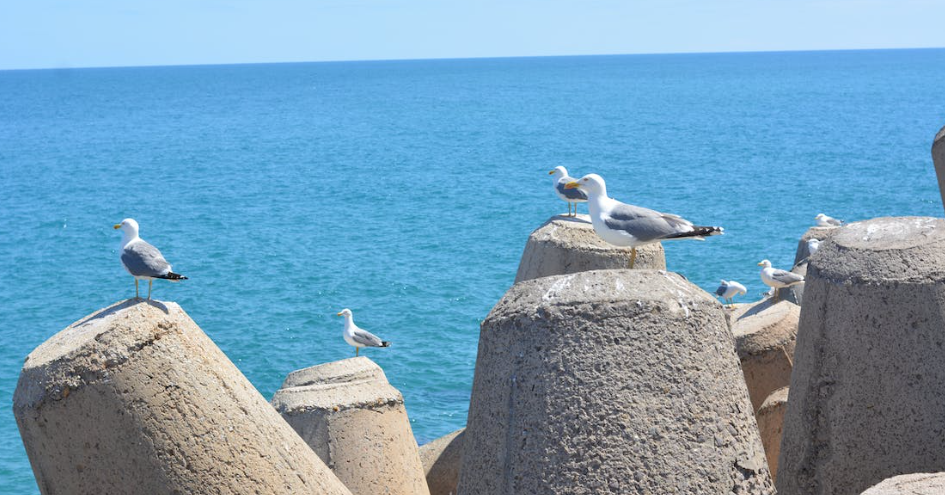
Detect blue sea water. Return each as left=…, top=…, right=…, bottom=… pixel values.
left=1, top=49, right=944, bottom=492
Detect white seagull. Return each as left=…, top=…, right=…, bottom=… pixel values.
left=715, top=280, right=747, bottom=308
left=565, top=174, right=723, bottom=268
left=114, top=218, right=187, bottom=300
left=815, top=213, right=843, bottom=227
left=807, top=238, right=821, bottom=257
left=337, top=309, right=391, bottom=357
left=758, top=259, right=804, bottom=302
left=549, top=166, right=587, bottom=217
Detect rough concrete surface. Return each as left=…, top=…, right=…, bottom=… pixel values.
left=861, top=472, right=945, bottom=494
left=271, top=357, right=430, bottom=495
left=514, top=215, right=665, bottom=283
left=13, top=299, right=352, bottom=495
left=458, top=269, right=773, bottom=494
left=778, top=217, right=945, bottom=495
left=419, top=428, right=464, bottom=495
left=756, top=386, right=788, bottom=483
left=932, top=125, right=945, bottom=215
left=729, top=299, right=799, bottom=412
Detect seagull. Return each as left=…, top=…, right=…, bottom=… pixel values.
left=758, top=259, right=804, bottom=302
left=715, top=280, right=747, bottom=308
left=807, top=238, right=821, bottom=257
left=565, top=174, right=723, bottom=268
left=815, top=213, right=843, bottom=227
left=114, top=218, right=187, bottom=300
left=337, top=309, right=391, bottom=357
left=549, top=166, right=587, bottom=217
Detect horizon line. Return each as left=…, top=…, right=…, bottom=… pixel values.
left=3, top=45, right=944, bottom=73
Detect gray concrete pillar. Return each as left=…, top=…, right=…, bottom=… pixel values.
left=514, top=215, right=665, bottom=283
left=756, top=387, right=788, bottom=484
left=861, top=473, right=945, bottom=495
left=458, top=270, right=773, bottom=494
left=933, top=125, right=945, bottom=214
left=419, top=428, right=464, bottom=495
left=271, top=357, right=430, bottom=495
left=13, top=300, right=352, bottom=495
left=778, top=217, right=945, bottom=495
left=730, top=299, right=799, bottom=412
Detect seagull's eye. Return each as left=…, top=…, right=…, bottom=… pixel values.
left=583, top=178, right=588, bottom=182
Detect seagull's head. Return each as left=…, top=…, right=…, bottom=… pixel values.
left=548, top=166, right=568, bottom=178
left=336, top=308, right=353, bottom=318
left=757, top=259, right=772, bottom=268
left=815, top=213, right=827, bottom=221
left=564, top=174, right=606, bottom=196
left=113, top=218, right=139, bottom=236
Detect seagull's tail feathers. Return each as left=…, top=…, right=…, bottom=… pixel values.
left=380, top=341, right=391, bottom=348
left=664, top=225, right=724, bottom=241
left=159, top=272, right=188, bottom=282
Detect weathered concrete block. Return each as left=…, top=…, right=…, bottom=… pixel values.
left=13, top=300, right=352, bottom=495
left=514, top=215, right=665, bottom=283
left=730, top=299, right=799, bottom=412
left=419, top=428, right=464, bottom=495
left=861, top=473, right=945, bottom=494
left=932, top=125, right=945, bottom=214
left=778, top=217, right=945, bottom=495
left=271, top=357, right=429, bottom=495
left=459, top=270, right=773, bottom=494
left=756, top=387, right=788, bottom=484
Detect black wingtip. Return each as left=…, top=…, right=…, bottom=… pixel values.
left=161, top=272, right=188, bottom=281
left=381, top=341, right=391, bottom=347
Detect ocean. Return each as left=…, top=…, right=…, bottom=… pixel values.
left=1, top=49, right=944, bottom=492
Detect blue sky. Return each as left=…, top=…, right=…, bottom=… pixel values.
left=2, top=0, right=944, bottom=70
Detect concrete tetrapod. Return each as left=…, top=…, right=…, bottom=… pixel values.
left=13, top=300, right=352, bottom=495
left=861, top=473, right=945, bottom=495
left=778, top=217, right=945, bottom=495
left=756, top=387, right=788, bottom=483
left=271, top=357, right=430, bottom=495
left=458, top=269, right=773, bottom=494
left=933, top=125, right=945, bottom=215
left=514, top=214, right=665, bottom=283
left=419, top=428, right=464, bottom=495
left=729, top=299, right=799, bottom=412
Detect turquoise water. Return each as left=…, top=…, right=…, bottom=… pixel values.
left=2, top=49, right=944, bottom=492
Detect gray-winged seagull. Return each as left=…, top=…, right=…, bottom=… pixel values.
left=758, top=259, right=804, bottom=302
left=549, top=166, right=587, bottom=217
left=114, top=218, right=187, bottom=300
left=565, top=174, right=723, bottom=268
left=337, top=308, right=391, bottom=356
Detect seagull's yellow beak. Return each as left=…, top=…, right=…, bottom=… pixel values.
left=336, top=312, right=343, bottom=317
left=757, top=262, right=764, bottom=266
left=564, top=181, right=580, bottom=190
left=113, top=224, right=121, bottom=229
left=548, top=170, right=556, bottom=175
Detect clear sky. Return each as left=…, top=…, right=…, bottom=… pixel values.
left=2, top=0, right=944, bottom=70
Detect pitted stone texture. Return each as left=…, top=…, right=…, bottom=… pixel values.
left=419, top=428, right=464, bottom=495
left=271, top=357, right=430, bottom=495
left=458, top=270, right=773, bottom=494
left=730, top=299, right=799, bottom=412
left=13, top=300, right=352, bottom=495
left=783, top=226, right=839, bottom=305
left=933, top=125, right=945, bottom=215
left=778, top=217, right=945, bottom=495
left=861, top=473, right=945, bottom=494
left=757, top=387, right=788, bottom=483
left=514, top=215, right=665, bottom=283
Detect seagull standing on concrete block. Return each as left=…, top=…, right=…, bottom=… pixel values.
left=565, top=174, right=724, bottom=268
left=114, top=218, right=187, bottom=300
left=337, top=309, right=391, bottom=357
left=758, top=259, right=804, bottom=302
left=549, top=166, right=587, bottom=217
